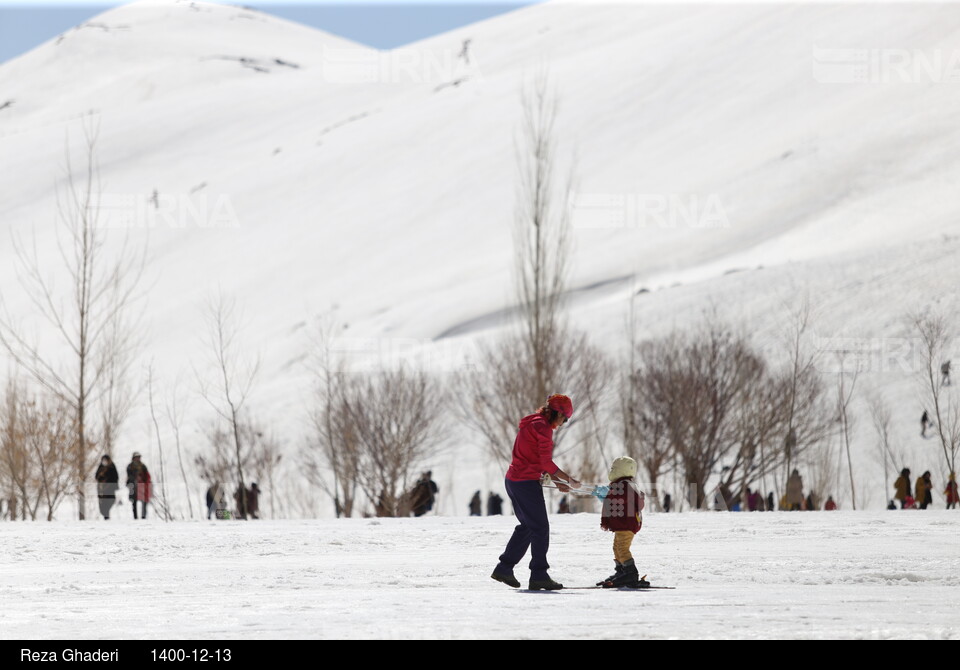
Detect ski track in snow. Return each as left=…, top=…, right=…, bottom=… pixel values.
left=1, top=511, right=958, bottom=640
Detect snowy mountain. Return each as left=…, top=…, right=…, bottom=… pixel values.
left=3, top=0, right=960, bottom=514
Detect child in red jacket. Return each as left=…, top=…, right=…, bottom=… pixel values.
left=596, top=456, right=647, bottom=588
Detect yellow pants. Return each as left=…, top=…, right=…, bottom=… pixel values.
left=613, top=530, right=635, bottom=563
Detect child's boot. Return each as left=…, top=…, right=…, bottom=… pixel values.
left=607, top=558, right=640, bottom=587
left=596, top=561, right=622, bottom=586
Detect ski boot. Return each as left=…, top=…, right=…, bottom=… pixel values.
left=604, top=559, right=640, bottom=588
left=528, top=575, right=564, bottom=591
left=596, top=561, right=623, bottom=586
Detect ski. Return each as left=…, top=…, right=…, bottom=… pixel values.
left=562, top=585, right=676, bottom=590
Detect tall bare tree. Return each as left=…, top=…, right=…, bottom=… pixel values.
left=303, top=321, right=361, bottom=518
left=513, top=68, right=573, bottom=402
left=867, top=392, right=902, bottom=497
left=196, top=291, right=260, bottom=519
left=460, top=69, right=609, bottom=476
left=164, top=373, right=194, bottom=519
left=834, top=351, right=859, bottom=510
left=0, top=119, right=146, bottom=519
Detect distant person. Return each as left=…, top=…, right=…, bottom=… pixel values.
left=125, top=452, right=151, bottom=520
left=918, top=471, right=933, bottom=510
left=410, top=471, right=438, bottom=517
left=206, top=482, right=227, bottom=519
left=887, top=499, right=897, bottom=510
left=558, top=495, right=570, bottom=514
left=486, top=492, right=503, bottom=516
left=824, top=496, right=838, bottom=511
left=469, top=490, right=482, bottom=516
left=248, top=483, right=261, bottom=519
left=95, top=455, right=119, bottom=520
left=766, top=492, right=775, bottom=512
left=805, top=492, right=818, bottom=512
left=894, top=468, right=912, bottom=509
left=747, top=488, right=762, bottom=511
left=944, top=473, right=958, bottom=510
left=786, top=469, right=804, bottom=511
left=663, top=493, right=672, bottom=513
left=915, top=472, right=927, bottom=510
left=942, top=360, right=951, bottom=386
left=921, top=410, right=930, bottom=438
left=458, top=38, right=472, bottom=65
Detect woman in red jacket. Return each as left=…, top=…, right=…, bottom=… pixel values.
left=491, top=394, right=579, bottom=591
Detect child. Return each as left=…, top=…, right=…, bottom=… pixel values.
left=595, top=456, right=647, bottom=588
left=945, top=472, right=958, bottom=510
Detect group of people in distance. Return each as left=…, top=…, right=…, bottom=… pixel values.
left=94, top=452, right=262, bottom=520
left=892, top=468, right=958, bottom=510
left=94, top=452, right=151, bottom=520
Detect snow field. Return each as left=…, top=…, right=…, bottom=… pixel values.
left=2, top=510, right=957, bottom=639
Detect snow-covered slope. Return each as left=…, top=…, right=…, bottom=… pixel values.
left=2, top=1, right=960, bottom=514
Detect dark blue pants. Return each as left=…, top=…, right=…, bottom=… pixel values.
left=496, top=478, right=550, bottom=580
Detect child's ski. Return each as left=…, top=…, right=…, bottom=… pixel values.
left=562, top=585, right=676, bottom=590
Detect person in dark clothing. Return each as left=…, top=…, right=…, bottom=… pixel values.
left=469, top=490, right=482, bottom=516
left=942, top=361, right=951, bottom=386
left=663, top=493, right=672, bottom=513
left=919, top=471, right=934, bottom=510
left=248, top=483, right=261, bottom=519
left=921, top=410, right=930, bottom=438
left=486, top=492, right=503, bottom=516
left=95, top=455, right=119, bottom=520
left=894, top=468, right=912, bottom=509
left=766, top=492, right=775, bottom=512
left=491, top=394, right=579, bottom=592
left=233, top=486, right=249, bottom=519
left=206, top=482, right=227, bottom=520
left=410, top=472, right=438, bottom=517
left=125, top=452, right=151, bottom=520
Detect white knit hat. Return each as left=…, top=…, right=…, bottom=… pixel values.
left=608, top=456, right=638, bottom=481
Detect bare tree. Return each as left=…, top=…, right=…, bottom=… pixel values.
left=622, top=338, right=676, bottom=509
left=512, top=68, right=573, bottom=402
left=671, top=326, right=759, bottom=509
left=834, top=350, right=860, bottom=510
left=303, top=320, right=361, bottom=518
left=145, top=364, right=172, bottom=521
left=194, top=421, right=243, bottom=491
left=247, top=421, right=283, bottom=519
left=460, top=70, right=610, bottom=474
left=913, top=311, right=960, bottom=476
left=164, top=373, right=194, bottom=519
left=196, top=291, right=260, bottom=519
left=338, top=366, right=445, bottom=517
left=867, top=392, right=902, bottom=498
left=0, top=382, right=74, bottom=520
left=0, top=119, right=146, bottom=519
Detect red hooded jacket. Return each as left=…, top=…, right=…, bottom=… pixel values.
left=506, top=413, right=559, bottom=482
left=601, top=477, right=644, bottom=533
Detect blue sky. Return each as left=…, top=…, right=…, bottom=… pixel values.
left=0, top=1, right=540, bottom=64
